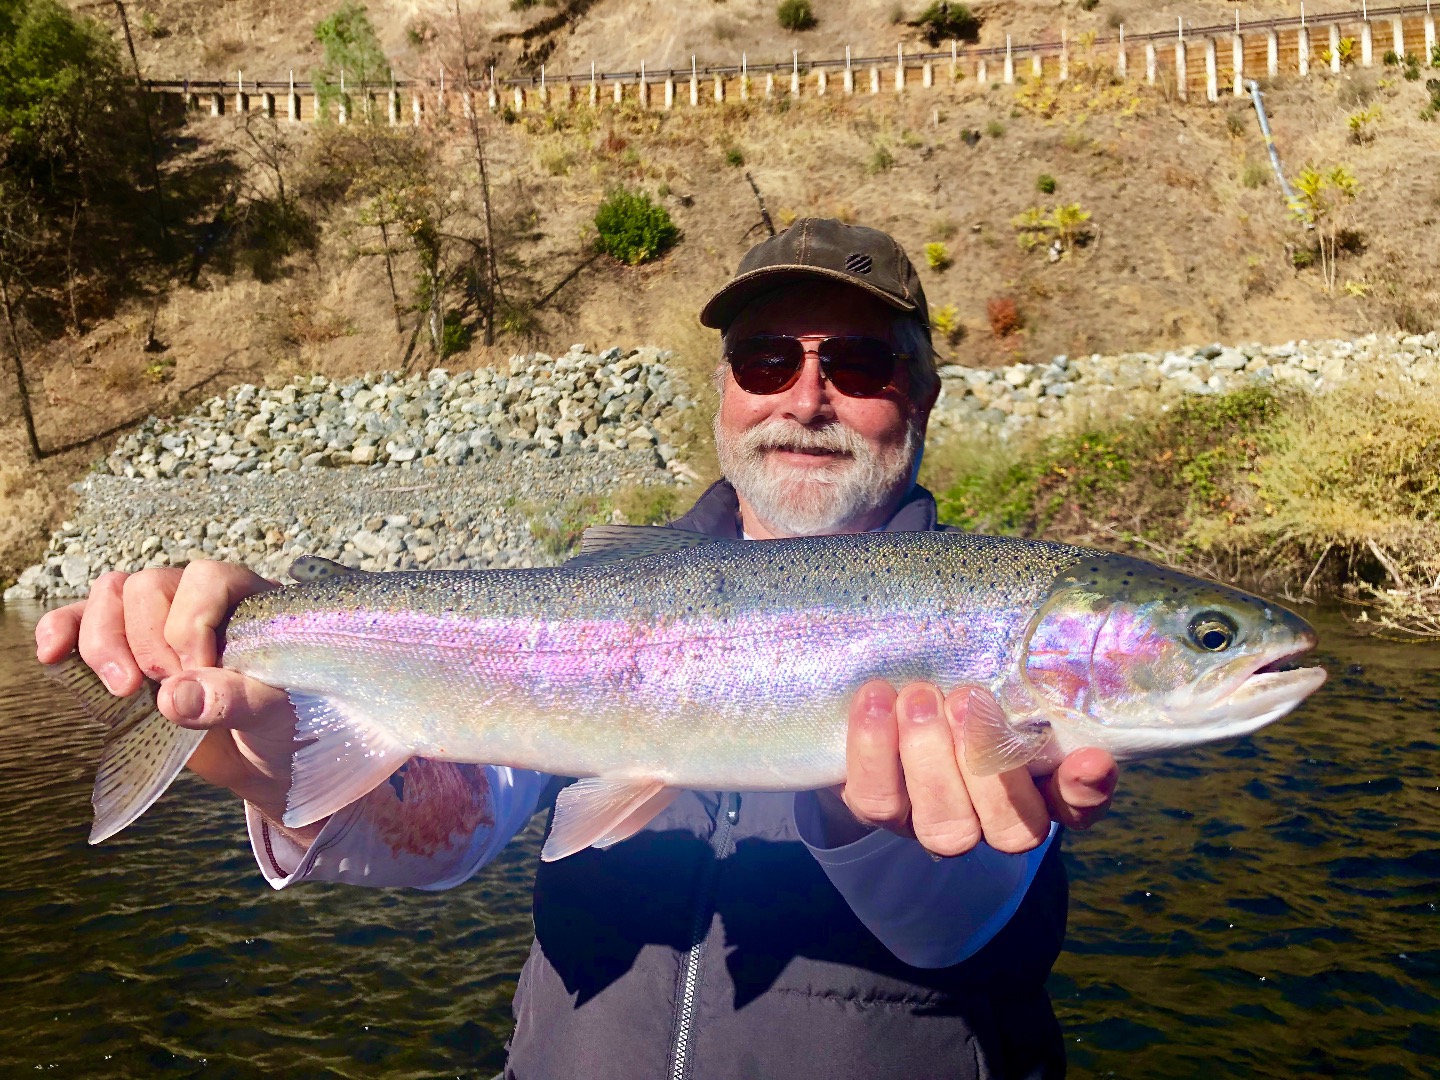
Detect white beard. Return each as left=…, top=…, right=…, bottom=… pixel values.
left=715, top=413, right=921, bottom=537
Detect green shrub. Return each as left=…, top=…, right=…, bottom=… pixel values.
left=984, top=119, right=1005, bottom=138
left=776, top=0, right=816, bottom=31
left=440, top=310, right=471, bottom=356
left=1078, top=0, right=1099, bottom=10
left=924, top=242, right=951, bottom=270
left=312, top=2, right=390, bottom=112
left=1242, top=161, right=1268, bottom=189
left=1036, top=173, right=1056, bottom=194
left=867, top=144, right=896, bottom=173
left=594, top=188, right=679, bottom=265
left=912, top=2, right=980, bottom=47
left=1382, top=49, right=1399, bottom=66
left=725, top=146, right=744, bottom=166
left=1402, top=53, right=1421, bottom=80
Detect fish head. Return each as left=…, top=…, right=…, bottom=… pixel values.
left=1018, top=553, right=1327, bottom=758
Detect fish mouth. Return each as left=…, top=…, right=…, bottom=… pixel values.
left=1214, top=638, right=1327, bottom=728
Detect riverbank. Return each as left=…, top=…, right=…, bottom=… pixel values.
left=8, top=333, right=1439, bottom=637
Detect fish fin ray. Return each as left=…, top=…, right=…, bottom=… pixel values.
left=541, top=777, right=670, bottom=861
left=283, top=692, right=408, bottom=828
left=289, top=556, right=363, bottom=583
left=963, top=691, right=1051, bottom=776
left=567, top=526, right=719, bottom=568
left=43, top=657, right=204, bottom=844
left=592, top=787, right=679, bottom=849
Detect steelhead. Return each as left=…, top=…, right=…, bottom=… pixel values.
left=49, top=526, right=1327, bottom=860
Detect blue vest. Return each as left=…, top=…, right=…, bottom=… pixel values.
left=505, top=483, right=1068, bottom=1079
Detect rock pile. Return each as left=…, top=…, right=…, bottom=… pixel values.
left=930, top=331, right=1440, bottom=437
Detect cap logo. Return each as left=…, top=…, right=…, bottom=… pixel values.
left=844, top=253, right=873, bottom=275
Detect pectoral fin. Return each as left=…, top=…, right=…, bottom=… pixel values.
left=44, top=656, right=205, bottom=844
left=283, top=692, right=409, bottom=828
left=541, top=777, right=677, bottom=861
left=962, top=690, right=1052, bottom=776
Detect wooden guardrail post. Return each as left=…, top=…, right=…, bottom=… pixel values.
left=791, top=50, right=801, bottom=95
left=1297, top=14, right=1310, bottom=77
left=1232, top=23, right=1245, bottom=97
left=977, top=57, right=988, bottom=83
left=336, top=70, right=348, bottom=124
left=1031, top=51, right=1042, bottom=79
left=1329, top=24, right=1342, bottom=72
left=690, top=56, right=699, bottom=106
left=844, top=47, right=855, bottom=93
left=1391, top=15, right=1405, bottom=57
left=262, top=89, right=276, bottom=118
left=665, top=75, right=675, bottom=109
left=740, top=54, right=750, bottom=100
left=1360, top=12, right=1374, bottom=66
left=287, top=72, right=299, bottom=121
left=210, top=87, right=224, bottom=117
left=639, top=61, right=650, bottom=108
left=236, top=70, right=249, bottom=114
left=1205, top=38, right=1218, bottom=102
left=869, top=64, right=880, bottom=93
left=388, top=85, right=400, bottom=123
left=896, top=44, right=906, bottom=92
left=1266, top=28, right=1279, bottom=76
left=950, top=40, right=958, bottom=81
left=817, top=67, right=828, bottom=94
left=1003, top=35, right=1014, bottom=83
left=1060, top=29, right=1069, bottom=81
left=412, top=83, right=424, bottom=124
left=1175, top=21, right=1187, bottom=100
left=1117, top=26, right=1127, bottom=78
left=1144, top=41, right=1157, bottom=83
left=183, top=78, right=197, bottom=112
left=764, top=71, right=775, bottom=98
left=1427, top=8, right=1438, bottom=64
left=714, top=71, right=724, bottom=102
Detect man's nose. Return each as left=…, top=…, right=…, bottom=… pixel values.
left=781, top=349, right=834, bottom=424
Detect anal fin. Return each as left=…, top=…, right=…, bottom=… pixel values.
left=960, top=688, right=1052, bottom=777
left=283, top=692, right=409, bottom=828
left=541, top=777, right=675, bottom=862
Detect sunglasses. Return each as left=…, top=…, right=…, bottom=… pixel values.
left=724, top=335, right=908, bottom=399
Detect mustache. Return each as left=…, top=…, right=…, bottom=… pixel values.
left=729, top=418, right=871, bottom=459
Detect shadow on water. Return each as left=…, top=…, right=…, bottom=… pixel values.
left=0, top=601, right=1435, bottom=1077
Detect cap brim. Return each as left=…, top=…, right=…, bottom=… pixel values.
left=699, top=265, right=920, bottom=331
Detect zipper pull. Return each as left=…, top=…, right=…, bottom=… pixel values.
left=725, top=792, right=740, bottom=825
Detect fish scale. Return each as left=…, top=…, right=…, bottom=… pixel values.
left=48, top=526, right=1325, bottom=860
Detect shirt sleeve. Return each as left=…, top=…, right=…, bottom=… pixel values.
left=793, top=791, right=1058, bottom=969
left=246, top=760, right=548, bottom=891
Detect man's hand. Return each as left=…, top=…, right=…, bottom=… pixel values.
left=34, top=561, right=321, bottom=839
left=813, top=680, right=1118, bottom=855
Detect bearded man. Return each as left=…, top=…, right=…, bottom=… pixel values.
left=37, top=218, right=1118, bottom=1079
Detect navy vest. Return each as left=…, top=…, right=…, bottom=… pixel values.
left=504, top=483, right=1068, bottom=1080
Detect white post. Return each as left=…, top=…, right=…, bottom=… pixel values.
left=1297, top=6, right=1310, bottom=78
left=388, top=85, right=400, bottom=123
left=951, top=39, right=958, bottom=80
left=639, top=60, right=649, bottom=108
left=1145, top=41, right=1157, bottom=84
left=1361, top=17, right=1374, bottom=66
left=338, top=70, right=349, bottom=123
left=1060, top=29, right=1069, bottom=81
left=1233, top=31, right=1245, bottom=96
left=664, top=76, right=675, bottom=108
left=1205, top=38, right=1218, bottom=102
left=1175, top=21, right=1187, bottom=100
left=590, top=62, right=598, bottom=108
left=792, top=50, right=800, bottom=95
left=1267, top=29, right=1279, bottom=76
left=211, top=87, right=223, bottom=117
left=236, top=69, right=248, bottom=114
left=288, top=70, right=299, bottom=122
left=412, top=82, right=423, bottom=124
left=923, top=60, right=934, bottom=87
left=817, top=68, right=828, bottom=94
left=1427, top=9, right=1438, bottom=66
left=1391, top=16, right=1404, bottom=58
left=514, top=86, right=525, bottom=112
left=870, top=65, right=880, bottom=94
left=741, top=54, right=750, bottom=101
left=844, top=46, right=855, bottom=93
left=1117, top=25, right=1127, bottom=78
left=1330, top=24, right=1342, bottom=73
left=614, top=79, right=623, bottom=105
left=539, top=65, right=548, bottom=109
left=714, top=71, right=725, bottom=102
left=765, top=71, right=775, bottom=98
left=896, top=43, right=905, bottom=91
left=437, top=68, right=445, bottom=118
left=978, top=57, right=988, bottom=83
left=1031, top=52, right=1042, bottom=79
left=488, top=67, right=498, bottom=112
left=1004, top=35, right=1014, bottom=83
left=690, top=56, right=699, bottom=106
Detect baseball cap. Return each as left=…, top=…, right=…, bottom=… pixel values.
left=699, top=218, right=931, bottom=335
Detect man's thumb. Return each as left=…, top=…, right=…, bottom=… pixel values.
left=158, top=669, right=294, bottom=733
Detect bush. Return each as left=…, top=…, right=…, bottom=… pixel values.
left=594, top=188, right=678, bottom=265
left=867, top=144, right=896, bottom=173
left=1078, top=0, right=1099, bottom=10
left=931, top=303, right=964, bottom=345
left=776, top=0, right=816, bottom=31
left=312, top=3, right=391, bottom=111
left=724, top=146, right=744, bottom=167
left=984, top=119, right=1005, bottom=138
left=924, top=242, right=951, bottom=270
left=1242, top=161, right=1269, bottom=189
left=1036, top=173, right=1056, bottom=194
left=912, top=2, right=980, bottom=47
left=986, top=296, right=1021, bottom=337
left=440, top=310, right=471, bottom=356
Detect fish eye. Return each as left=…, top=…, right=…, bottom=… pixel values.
left=1188, top=612, right=1238, bottom=652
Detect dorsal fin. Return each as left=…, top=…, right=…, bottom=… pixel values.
left=567, top=525, right=718, bottom=568
left=289, top=556, right=364, bottom=583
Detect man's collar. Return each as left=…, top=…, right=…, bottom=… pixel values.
left=667, top=479, right=940, bottom=540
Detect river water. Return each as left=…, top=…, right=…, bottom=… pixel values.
left=0, top=600, right=1435, bottom=1078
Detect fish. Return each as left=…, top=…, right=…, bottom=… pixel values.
left=47, top=526, right=1327, bottom=861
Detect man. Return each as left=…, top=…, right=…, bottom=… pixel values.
left=37, top=219, right=1117, bottom=1078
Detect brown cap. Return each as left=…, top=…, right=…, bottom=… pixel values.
left=700, top=218, right=930, bottom=336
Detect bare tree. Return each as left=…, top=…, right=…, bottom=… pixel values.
left=453, top=0, right=503, bottom=346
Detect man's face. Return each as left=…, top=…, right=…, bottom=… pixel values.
left=714, top=280, right=935, bottom=538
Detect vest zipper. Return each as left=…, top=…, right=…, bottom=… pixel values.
left=668, top=792, right=740, bottom=1080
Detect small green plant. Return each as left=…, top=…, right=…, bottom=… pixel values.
left=911, top=2, right=981, bottom=46
left=867, top=144, right=896, bottom=173
left=984, top=119, right=1005, bottom=138
left=1011, top=202, right=1093, bottom=254
left=1347, top=104, right=1380, bottom=143
left=1242, top=160, right=1269, bottom=189
left=312, top=2, right=391, bottom=112
left=777, top=0, right=817, bottom=31
left=1225, top=111, right=1247, bottom=138
left=931, top=303, right=964, bottom=345
left=594, top=188, right=679, bottom=265
left=1402, top=53, right=1421, bottom=80
left=1321, top=35, right=1357, bottom=67
left=1078, top=0, right=1099, bottom=11
left=1036, top=173, right=1056, bottom=194
left=724, top=146, right=744, bottom=166
left=924, top=242, right=951, bottom=271
left=1382, top=49, right=1400, bottom=67
left=140, top=11, right=168, bottom=39
left=1433, top=41, right=1440, bottom=66
left=441, top=311, right=471, bottom=357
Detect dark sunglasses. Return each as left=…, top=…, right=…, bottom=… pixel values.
left=724, top=335, right=908, bottom=399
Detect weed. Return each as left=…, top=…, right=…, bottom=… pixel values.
left=1321, top=36, right=1357, bottom=68
left=930, top=303, right=964, bottom=345
left=539, top=145, right=576, bottom=175
left=724, top=146, right=744, bottom=166
left=1036, top=173, right=1056, bottom=194
left=986, top=296, right=1021, bottom=337
left=932, top=217, right=960, bottom=240
left=867, top=144, right=896, bottom=173
left=1012, top=202, right=1093, bottom=254
left=776, top=0, right=817, bottom=32
left=984, top=119, right=1005, bottom=138
left=777, top=207, right=798, bottom=228
left=1290, top=163, right=1360, bottom=292
left=1402, top=53, right=1421, bottom=80
left=1225, top=111, right=1247, bottom=138
left=1382, top=49, right=1400, bottom=67
left=594, top=188, right=679, bottom=265
left=440, top=311, right=471, bottom=356
left=924, top=242, right=951, bottom=271
left=613, top=484, right=683, bottom=525
left=1242, top=161, right=1269, bottom=189
left=1079, top=0, right=1099, bottom=9
left=140, top=11, right=168, bottom=39
left=912, top=2, right=980, bottom=46
left=1347, top=104, right=1380, bottom=143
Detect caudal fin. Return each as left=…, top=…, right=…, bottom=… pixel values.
left=44, top=657, right=206, bottom=844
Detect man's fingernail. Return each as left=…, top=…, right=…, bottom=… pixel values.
left=901, top=688, right=939, bottom=723
left=172, top=679, right=207, bottom=721
left=860, top=684, right=894, bottom=720
left=99, top=663, right=127, bottom=695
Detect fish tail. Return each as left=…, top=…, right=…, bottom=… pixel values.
left=43, top=656, right=205, bottom=844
